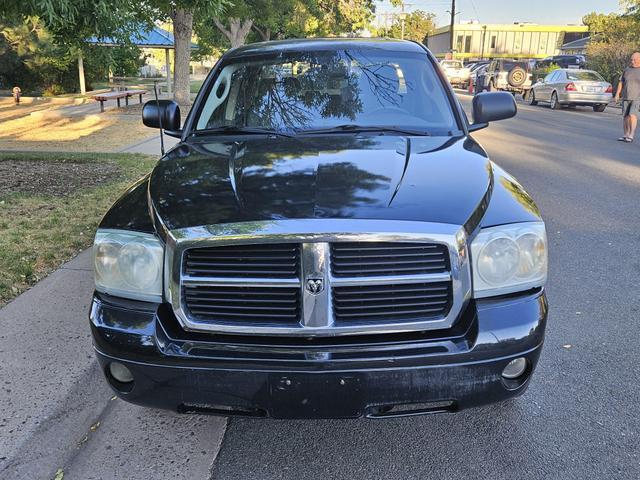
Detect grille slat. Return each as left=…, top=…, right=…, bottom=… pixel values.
left=183, top=285, right=301, bottom=324
left=331, top=242, right=449, bottom=277
left=333, top=281, right=452, bottom=323
left=334, top=293, right=449, bottom=304
left=184, top=244, right=300, bottom=278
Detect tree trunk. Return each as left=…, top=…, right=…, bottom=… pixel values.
left=172, top=8, right=193, bottom=106
left=253, top=25, right=271, bottom=41
left=214, top=18, right=253, bottom=48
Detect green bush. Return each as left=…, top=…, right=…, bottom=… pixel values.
left=586, top=40, right=639, bottom=87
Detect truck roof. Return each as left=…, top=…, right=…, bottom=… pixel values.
left=225, top=38, right=427, bottom=58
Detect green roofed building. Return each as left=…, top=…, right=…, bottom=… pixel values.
left=425, top=23, right=589, bottom=60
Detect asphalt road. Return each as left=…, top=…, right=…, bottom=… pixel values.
left=210, top=97, right=640, bottom=479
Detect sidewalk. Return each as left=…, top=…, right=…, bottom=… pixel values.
left=0, top=134, right=226, bottom=480
left=119, top=132, right=179, bottom=155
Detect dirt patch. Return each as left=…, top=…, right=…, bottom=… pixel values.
left=0, top=161, right=121, bottom=197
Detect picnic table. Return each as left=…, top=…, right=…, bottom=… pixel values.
left=92, top=89, right=147, bottom=112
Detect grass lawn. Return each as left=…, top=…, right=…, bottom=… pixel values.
left=191, top=79, right=205, bottom=94
left=0, top=151, right=157, bottom=306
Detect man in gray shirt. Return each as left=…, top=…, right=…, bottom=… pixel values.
left=615, top=52, right=640, bottom=142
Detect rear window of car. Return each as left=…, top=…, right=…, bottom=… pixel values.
left=504, top=62, right=528, bottom=71
left=566, top=71, right=604, bottom=81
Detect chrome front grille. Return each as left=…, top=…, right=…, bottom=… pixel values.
left=332, top=282, right=452, bottom=323
left=167, top=220, right=471, bottom=336
left=330, top=242, right=450, bottom=277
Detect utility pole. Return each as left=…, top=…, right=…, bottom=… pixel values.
left=449, top=0, right=456, bottom=51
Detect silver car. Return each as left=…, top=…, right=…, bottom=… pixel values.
left=528, top=68, right=612, bottom=112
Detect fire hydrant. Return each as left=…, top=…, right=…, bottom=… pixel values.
left=12, top=86, right=21, bottom=104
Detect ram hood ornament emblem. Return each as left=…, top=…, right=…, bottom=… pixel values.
left=305, top=277, right=324, bottom=295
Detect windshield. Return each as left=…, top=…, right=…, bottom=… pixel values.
left=566, top=71, right=604, bottom=82
left=195, top=49, right=458, bottom=134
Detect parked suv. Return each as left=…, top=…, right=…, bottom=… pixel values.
left=479, top=59, right=533, bottom=97
left=536, top=55, right=586, bottom=70
left=90, top=39, right=548, bottom=419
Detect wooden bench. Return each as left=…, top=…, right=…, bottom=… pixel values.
left=93, top=89, right=147, bottom=112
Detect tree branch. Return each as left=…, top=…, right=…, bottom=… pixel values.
left=213, top=18, right=232, bottom=40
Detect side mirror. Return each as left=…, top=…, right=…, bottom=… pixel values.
left=142, top=100, right=181, bottom=133
left=469, top=92, right=517, bottom=132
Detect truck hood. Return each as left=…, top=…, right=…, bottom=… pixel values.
left=149, top=134, right=493, bottom=231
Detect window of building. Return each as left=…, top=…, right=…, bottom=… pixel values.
left=456, top=34, right=464, bottom=52
left=490, top=35, right=496, bottom=49
left=464, top=35, right=472, bottom=53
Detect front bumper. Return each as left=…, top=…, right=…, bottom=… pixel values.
left=90, top=290, right=548, bottom=419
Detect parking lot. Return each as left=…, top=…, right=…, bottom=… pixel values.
left=2, top=94, right=639, bottom=480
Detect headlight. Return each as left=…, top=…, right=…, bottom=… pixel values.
left=93, top=229, right=164, bottom=302
left=471, top=222, right=547, bottom=298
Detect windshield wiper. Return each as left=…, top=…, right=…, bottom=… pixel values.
left=194, top=126, right=294, bottom=138
left=296, top=125, right=431, bottom=136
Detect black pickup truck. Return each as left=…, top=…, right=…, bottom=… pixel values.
left=90, top=38, right=548, bottom=419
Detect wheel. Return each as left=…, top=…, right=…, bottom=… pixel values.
left=593, top=104, right=607, bottom=112
left=550, top=91, right=561, bottom=110
left=528, top=89, right=538, bottom=106
left=507, top=66, right=527, bottom=88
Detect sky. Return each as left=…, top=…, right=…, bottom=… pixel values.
left=376, top=0, right=622, bottom=27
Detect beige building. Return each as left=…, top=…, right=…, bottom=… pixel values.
left=426, top=23, right=589, bottom=60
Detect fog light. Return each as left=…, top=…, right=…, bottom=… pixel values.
left=502, top=357, right=527, bottom=379
left=109, top=362, right=134, bottom=383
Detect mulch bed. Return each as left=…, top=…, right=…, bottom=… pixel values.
left=0, top=161, right=121, bottom=197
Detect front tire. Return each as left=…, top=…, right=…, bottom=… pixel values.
left=528, top=90, right=538, bottom=106
left=593, top=104, right=607, bottom=112
left=550, top=92, right=561, bottom=110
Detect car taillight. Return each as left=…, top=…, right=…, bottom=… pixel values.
left=605, top=85, right=613, bottom=93
left=565, top=82, right=577, bottom=92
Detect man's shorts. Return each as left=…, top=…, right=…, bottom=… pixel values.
left=623, top=100, right=640, bottom=117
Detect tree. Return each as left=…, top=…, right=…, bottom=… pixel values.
left=150, top=1, right=228, bottom=104
left=582, top=9, right=640, bottom=85
left=386, top=10, right=435, bottom=42
left=582, top=12, right=637, bottom=43
left=206, top=0, right=376, bottom=50
left=0, top=0, right=226, bottom=104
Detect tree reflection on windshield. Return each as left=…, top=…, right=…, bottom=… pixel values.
left=198, top=48, right=455, bottom=133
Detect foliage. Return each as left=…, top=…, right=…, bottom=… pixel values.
left=0, top=17, right=145, bottom=94
left=532, top=63, right=560, bottom=82
left=582, top=9, right=640, bottom=86
left=586, top=40, right=639, bottom=86
left=384, top=10, right=435, bottom=42
left=582, top=12, right=638, bottom=43
left=1, top=0, right=150, bottom=47
left=205, top=0, right=377, bottom=49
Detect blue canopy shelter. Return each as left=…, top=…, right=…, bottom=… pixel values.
left=84, top=26, right=198, bottom=95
